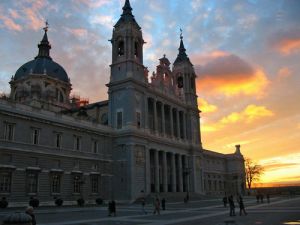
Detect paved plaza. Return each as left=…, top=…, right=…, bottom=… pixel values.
left=1, top=196, right=300, bottom=225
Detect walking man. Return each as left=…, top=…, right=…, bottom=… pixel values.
left=141, top=198, right=147, bottom=214
left=223, top=196, right=228, bottom=207
left=238, top=195, right=247, bottom=216
left=161, top=198, right=166, bottom=210
left=228, top=195, right=236, bottom=216
left=153, top=198, right=160, bottom=215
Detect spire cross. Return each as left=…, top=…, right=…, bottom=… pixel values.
left=180, top=28, right=183, bottom=40
left=43, top=20, right=49, bottom=32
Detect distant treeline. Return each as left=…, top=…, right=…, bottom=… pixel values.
left=252, top=186, right=300, bottom=195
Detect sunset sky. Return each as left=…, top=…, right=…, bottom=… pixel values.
left=0, top=0, right=299, bottom=186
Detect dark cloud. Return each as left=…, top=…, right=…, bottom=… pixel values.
left=195, top=54, right=255, bottom=79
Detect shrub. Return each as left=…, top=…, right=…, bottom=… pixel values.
left=0, top=197, right=8, bottom=208
left=95, top=198, right=103, bottom=205
left=55, top=198, right=63, bottom=206
left=77, top=198, right=85, bottom=207
left=29, top=197, right=40, bottom=208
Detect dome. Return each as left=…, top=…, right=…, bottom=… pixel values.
left=14, top=25, right=69, bottom=83
left=14, top=57, right=69, bottom=83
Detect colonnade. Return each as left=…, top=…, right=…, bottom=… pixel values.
left=149, top=149, right=190, bottom=193
left=145, top=97, right=188, bottom=140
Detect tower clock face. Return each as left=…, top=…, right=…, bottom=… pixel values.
left=177, top=76, right=183, bottom=88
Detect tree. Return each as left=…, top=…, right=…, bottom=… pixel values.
left=245, top=158, right=264, bottom=189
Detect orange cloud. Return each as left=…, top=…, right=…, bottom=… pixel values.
left=221, top=104, right=274, bottom=124
left=277, top=67, right=291, bottom=79
left=198, top=98, right=218, bottom=113
left=202, top=104, right=274, bottom=132
left=276, top=39, right=300, bottom=55
left=73, top=0, right=110, bottom=8
left=67, top=28, right=88, bottom=39
left=271, top=29, right=300, bottom=55
left=195, top=53, right=269, bottom=97
left=0, top=15, right=22, bottom=31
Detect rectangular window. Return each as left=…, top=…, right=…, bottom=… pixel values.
left=4, top=123, right=15, bottom=141
left=54, top=133, right=62, bottom=148
left=92, top=140, right=98, bottom=153
left=91, top=175, right=99, bottom=193
left=0, top=172, right=12, bottom=193
left=136, top=112, right=141, bottom=129
left=73, top=175, right=81, bottom=193
left=74, top=136, right=81, bottom=151
left=26, top=172, right=38, bottom=194
left=51, top=174, right=61, bottom=194
left=117, top=111, right=122, bottom=129
left=32, top=129, right=40, bottom=145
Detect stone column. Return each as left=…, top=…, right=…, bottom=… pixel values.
left=154, top=100, right=158, bottom=134
left=145, top=96, right=149, bottom=131
left=184, top=155, right=189, bottom=192
left=162, top=103, right=165, bottom=136
left=178, top=154, right=183, bottom=192
left=171, top=153, right=176, bottom=192
left=162, top=151, right=168, bottom=192
left=183, top=112, right=187, bottom=140
left=145, top=148, right=151, bottom=194
left=176, top=109, right=180, bottom=139
left=170, top=107, right=174, bottom=137
left=154, top=150, right=160, bottom=193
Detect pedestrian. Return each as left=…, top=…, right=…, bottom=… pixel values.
left=111, top=200, right=116, bottom=216
left=267, top=194, right=270, bottom=203
left=108, top=200, right=112, bottom=216
left=25, top=206, right=36, bottom=225
left=153, top=198, right=160, bottom=215
left=237, top=195, right=247, bottom=216
left=256, top=194, right=259, bottom=203
left=260, top=194, right=264, bottom=203
left=141, top=197, right=147, bottom=214
left=223, top=196, right=228, bottom=207
left=161, top=198, right=166, bottom=210
left=228, top=195, right=236, bottom=216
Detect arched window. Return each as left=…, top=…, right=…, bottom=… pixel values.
left=177, top=76, right=183, bottom=88
left=134, top=41, right=139, bottom=58
left=118, top=41, right=124, bottom=56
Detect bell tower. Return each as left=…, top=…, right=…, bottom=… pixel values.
left=108, top=0, right=147, bottom=131
left=173, top=31, right=202, bottom=147
left=110, top=0, right=146, bottom=83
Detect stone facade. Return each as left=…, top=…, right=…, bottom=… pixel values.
left=0, top=0, right=245, bottom=205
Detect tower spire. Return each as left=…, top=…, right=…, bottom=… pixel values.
left=122, top=0, right=133, bottom=16
left=36, top=20, right=52, bottom=59
left=174, top=28, right=190, bottom=65
left=114, top=0, right=140, bottom=29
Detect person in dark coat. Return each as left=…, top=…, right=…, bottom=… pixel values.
left=223, top=196, right=228, bottom=207
left=161, top=198, right=166, bottom=210
left=153, top=198, right=160, bottom=215
left=267, top=193, right=270, bottom=203
left=238, top=195, right=247, bottom=216
left=108, top=201, right=112, bottom=216
left=228, top=195, right=236, bottom=216
left=25, top=206, right=36, bottom=225
left=111, top=200, right=116, bottom=216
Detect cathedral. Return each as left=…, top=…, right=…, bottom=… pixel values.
left=0, top=0, right=245, bottom=206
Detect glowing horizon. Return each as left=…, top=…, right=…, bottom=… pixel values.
left=0, top=0, right=299, bottom=187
